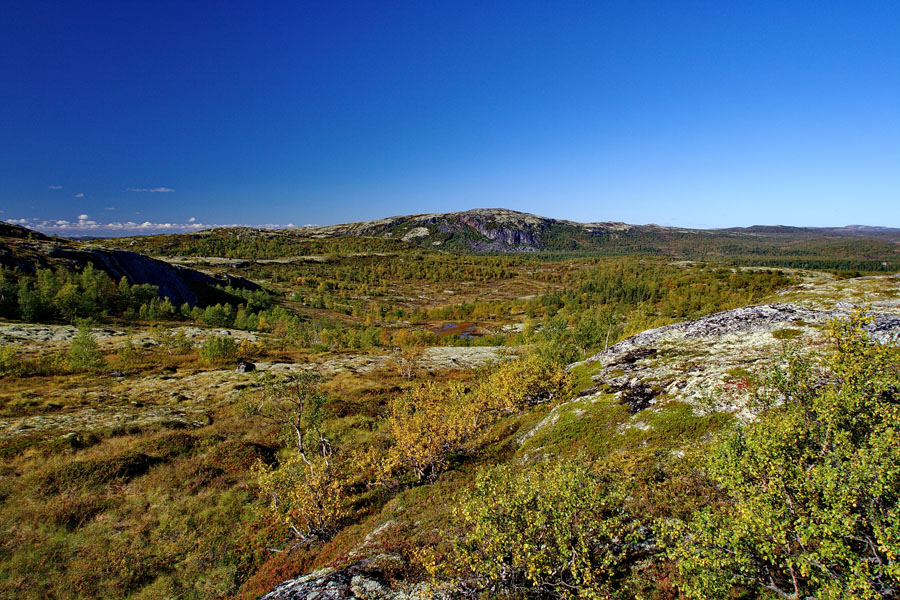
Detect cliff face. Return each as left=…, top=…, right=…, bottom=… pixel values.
left=0, top=232, right=259, bottom=307
left=296, top=208, right=601, bottom=252
left=82, top=247, right=259, bottom=307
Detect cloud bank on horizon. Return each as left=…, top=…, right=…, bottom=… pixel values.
left=3, top=215, right=294, bottom=236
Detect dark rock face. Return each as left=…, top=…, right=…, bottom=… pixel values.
left=84, top=248, right=260, bottom=307
left=259, top=561, right=394, bottom=600
left=457, top=214, right=543, bottom=249
left=0, top=233, right=259, bottom=307
left=606, top=377, right=663, bottom=413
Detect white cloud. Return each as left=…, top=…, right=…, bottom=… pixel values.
left=188, top=216, right=196, bottom=222
left=48, top=185, right=62, bottom=190
left=126, top=187, right=175, bottom=193
left=12, top=217, right=289, bottom=237
left=75, top=193, right=85, bottom=198
left=104, top=207, right=116, bottom=211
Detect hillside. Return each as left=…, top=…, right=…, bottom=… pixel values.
left=2, top=216, right=900, bottom=599
left=94, top=208, right=900, bottom=272
left=0, top=227, right=259, bottom=307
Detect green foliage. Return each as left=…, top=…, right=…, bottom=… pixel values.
left=574, top=304, right=622, bottom=353
left=199, top=334, right=237, bottom=364
left=772, top=327, right=804, bottom=340
left=245, top=372, right=330, bottom=457
left=151, top=325, right=193, bottom=355
left=666, top=311, right=900, bottom=599
left=4, top=265, right=168, bottom=324
left=66, top=321, right=105, bottom=371
left=0, top=346, right=26, bottom=377
left=445, top=459, right=639, bottom=599
left=532, top=316, right=582, bottom=366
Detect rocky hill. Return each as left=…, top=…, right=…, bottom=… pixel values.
left=293, top=208, right=683, bottom=253
left=258, top=294, right=900, bottom=600
left=88, top=210, right=900, bottom=271
left=288, top=209, right=900, bottom=267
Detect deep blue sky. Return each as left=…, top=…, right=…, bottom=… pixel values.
left=2, top=1, right=899, bottom=235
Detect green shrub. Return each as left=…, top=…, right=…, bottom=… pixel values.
left=442, top=459, right=639, bottom=599
left=666, top=312, right=900, bottom=599
left=771, top=327, right=803, bottom=340
left=0, top=346, right=26, bottom=377
left=200, top=334, right=237, bottom=364
left=66, top=321, right=105, bottom=371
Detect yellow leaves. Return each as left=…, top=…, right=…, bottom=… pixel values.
left=254, top=453, right=349, bottom=541
left=388, top=381, right=473, bottom=481
left=391, top=329, right=425, bottom=378
left=447, top=460, right=634, bottom=599
left=480, top=352, right=572, bottom=411
left=387, top=353, right=572, bottom=482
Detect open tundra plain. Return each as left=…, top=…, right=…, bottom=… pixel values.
left=2, top=213, right=900, bottom=599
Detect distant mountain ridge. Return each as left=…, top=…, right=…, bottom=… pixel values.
left=290, top=208, right=900, bottom=254
left=5, top=209, right=900, bottom=271
left=293, top=208, right=694, bottom=253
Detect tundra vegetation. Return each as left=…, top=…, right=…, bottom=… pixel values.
left=1, top=222, right=899, bottom=599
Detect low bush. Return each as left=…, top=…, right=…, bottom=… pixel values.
left=442, top=459, right=640, bottom=599
left=255, top=453, right=350, bottom=542
left=480, top=351, right=572, bottom=410
left=0, top=346, right=26, bottom=377
left=666, top=312, right=900, bottom=599
left=200, top=334, right=238, bottom=364
left=66, top=321, right=105, bottom=371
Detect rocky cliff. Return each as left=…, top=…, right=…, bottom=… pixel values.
left=0, top=229, right=259, bottom=307
left=293, top=208, right=636, bottom=252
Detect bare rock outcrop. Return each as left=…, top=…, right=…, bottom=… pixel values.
left=259, top=559, right=441, bottom=600
left=578, top=304, right=900, bottom=368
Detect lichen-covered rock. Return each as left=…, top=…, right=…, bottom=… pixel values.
left=259, top=560, right=423, bottom=600
left=577, top=304, right=900, bottom=368
left=566, top=304, right=900, bottom=419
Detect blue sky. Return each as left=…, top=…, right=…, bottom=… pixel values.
left=2, top=1, right=898, bottom=235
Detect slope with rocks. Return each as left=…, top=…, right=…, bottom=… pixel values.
left=0, top=226, right=259, bottom=306
left=256, top=275, right=900, bottom=600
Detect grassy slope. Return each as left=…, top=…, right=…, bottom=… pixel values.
left=2, top=224, right=900, bottom=598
